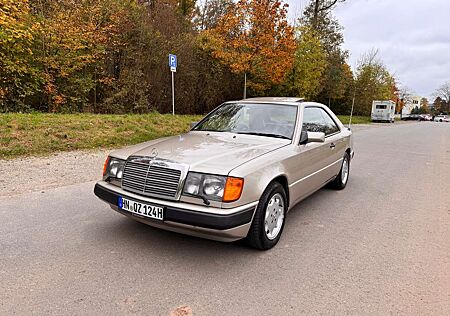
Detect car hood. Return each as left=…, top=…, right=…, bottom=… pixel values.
left=110, top=131, right=290, bottom=174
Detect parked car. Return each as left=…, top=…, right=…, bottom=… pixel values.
left=433, top=115, right=450, bottom=122
left=94, top=97, right=354, bottom=250
left=402, top=114, right=420, bottom=120
left=418, top=114, right=432, bottom=121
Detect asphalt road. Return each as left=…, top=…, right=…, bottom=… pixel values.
left=1, top=122, right=449, bottom=315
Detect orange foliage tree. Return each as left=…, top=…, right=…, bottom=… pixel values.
left=35, top=0, right=125, bottom=112
left=206, top=0, right=296, bottom=95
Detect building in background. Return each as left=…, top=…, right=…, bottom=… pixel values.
left=401, top=95, right=421, bottom=117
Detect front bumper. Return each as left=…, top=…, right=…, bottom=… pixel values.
left=94, top=181, right=257, bottom=242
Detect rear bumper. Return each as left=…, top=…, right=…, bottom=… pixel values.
left=94, top=182, right=256, bottom=242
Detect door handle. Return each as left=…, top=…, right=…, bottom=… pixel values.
left=330, top=143, right=336, bottom=149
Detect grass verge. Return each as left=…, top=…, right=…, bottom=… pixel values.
left=0, top=113, right=201, bottom=159
left=0, top=113, right=371, bottom=159
left=337, top=115, right=372, bottom=125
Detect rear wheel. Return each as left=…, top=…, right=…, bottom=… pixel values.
left=246, top=182, right=287, bottom=250
left=330, top=152, right=350, bottom=190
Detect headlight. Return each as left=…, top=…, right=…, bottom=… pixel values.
left=183, top=172, right=243, bottom=202
left=103, top=156, right=125, bottom=181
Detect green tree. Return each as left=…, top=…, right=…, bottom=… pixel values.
left=353, top=50, right=395, bottom=116
left=326, top=62, right=354, bottom=114
left=284, top=26, right=327, bottom=99
left=300, top=0, right=351, bottom=110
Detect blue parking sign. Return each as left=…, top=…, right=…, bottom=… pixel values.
left=169, top=54, right=177, bottom=72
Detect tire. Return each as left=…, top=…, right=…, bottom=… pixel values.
left=330, top=152, right=350, bottom=190
left=245, top=182, right=287, bottom=250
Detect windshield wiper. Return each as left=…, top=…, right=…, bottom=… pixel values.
left=236, top=132, right=290, bottom=139
left=186, top=193, right=210, bottom=206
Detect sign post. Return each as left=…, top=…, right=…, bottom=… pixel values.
left=243, top=72, right=247, bottom=99
left=169, top=54, right=177, bottom=115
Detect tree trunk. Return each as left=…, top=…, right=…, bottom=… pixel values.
left=313, top=0, right=320, bottom=28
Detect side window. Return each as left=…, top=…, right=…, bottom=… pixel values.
left=302, top=107, right=324, bottom=133
left=302, top=107, right=340, bottom=136
left=320, top=109, right=340, bottom=135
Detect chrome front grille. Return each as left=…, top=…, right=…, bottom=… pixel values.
left=121, top=157, right=187, bottom=200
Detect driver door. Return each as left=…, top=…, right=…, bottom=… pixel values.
left=288, top=107, right=339, bottom=204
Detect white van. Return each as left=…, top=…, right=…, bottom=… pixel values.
left=371, top=100, right=395, bottom=123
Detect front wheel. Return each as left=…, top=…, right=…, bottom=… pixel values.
left=245, top=182, right=287, bottom=250
left=330, top=152, right=350, bottom=190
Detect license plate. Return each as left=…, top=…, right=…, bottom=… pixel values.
left=118, top=196, right=164, bottom=220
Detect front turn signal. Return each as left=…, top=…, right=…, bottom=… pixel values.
left=223, top=177, right=244, bottom=202
left=102, top=156, right=110, bottom=176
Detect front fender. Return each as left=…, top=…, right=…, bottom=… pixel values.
left=223, top=151, right=292, bottom=209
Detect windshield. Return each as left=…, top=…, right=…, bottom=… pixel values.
left=194, top=103, right=298, bottom=139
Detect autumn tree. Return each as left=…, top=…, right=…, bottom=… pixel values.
left=390, top=82, right=400, bottom=112
left=1, top=0, right=404, bottom=116
left=0, top=0, right=243, bottom=113
left=419, top=97, right=429, bottom=114
left=206, top=0, right=296, bottom=96
left=0, top=0, right=41, bottom=111
left=420, top=97, right=428, bottom=107
left=102, top=0, right=242, bottom=114
left=25, top=0, right=131, bottom=112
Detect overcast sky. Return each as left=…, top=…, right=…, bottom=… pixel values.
left=286, top=0, right=450, bottom=99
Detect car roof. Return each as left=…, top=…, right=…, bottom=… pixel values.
left=241, top=97, right=305, bottom=103
left=227, top=98, right=327, bottom=109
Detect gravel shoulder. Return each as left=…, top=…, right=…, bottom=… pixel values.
left=0, top=122, right=413, bottom=197
left=0, top=150, right=108, bottom=197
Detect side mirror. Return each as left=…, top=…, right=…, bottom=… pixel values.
left=299, top=130, right=308, bottom=145
left=190, top=121, right=198, bottom=129
left=299, top=131, right=325, bottom=145
left=307, top=132, right=325, bottom=143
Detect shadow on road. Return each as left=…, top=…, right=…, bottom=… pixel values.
left=90, top=183, right=344, bottom=263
